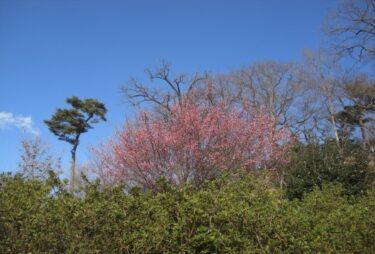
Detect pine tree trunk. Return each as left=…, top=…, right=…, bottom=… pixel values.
left=70, top=147, right=77, bottom=194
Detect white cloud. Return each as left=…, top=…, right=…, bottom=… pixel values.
left=0, top=112, right=39, bottom=136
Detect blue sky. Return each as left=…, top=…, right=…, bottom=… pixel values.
left=0, top=0, right=336, bottom=173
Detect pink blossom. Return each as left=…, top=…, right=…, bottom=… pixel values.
left=95, top=101, right=291, bottom=188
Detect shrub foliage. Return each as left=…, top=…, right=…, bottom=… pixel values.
left=1, top=171, right=374, bottom=253
left=283, top=139, right=375, bottom=199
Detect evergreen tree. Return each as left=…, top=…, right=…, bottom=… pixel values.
left=335, top=77, right=375, bottom=147
left=44, top=96, right=107, bottom=193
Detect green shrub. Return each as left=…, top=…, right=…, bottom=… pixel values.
left=283, top=139, right=374, bottom=200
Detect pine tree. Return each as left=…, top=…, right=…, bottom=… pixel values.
left=45, top=96, right=107, bottom=193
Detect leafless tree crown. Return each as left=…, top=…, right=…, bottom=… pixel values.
left=325, top=0, right=375, bottom=62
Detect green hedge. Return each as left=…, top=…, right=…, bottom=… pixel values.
left=1, top=172, right=374, bottom=253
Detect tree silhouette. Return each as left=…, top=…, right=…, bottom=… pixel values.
left=45, top=96, right=107, bottom=193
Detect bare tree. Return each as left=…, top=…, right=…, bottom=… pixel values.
left=122, top=61, right=208, bottom=115
left=120, top=59, right=352, bottom=145
left=301, top=49, right=348, bottom=144
left=18, top=137, right=62, bottom=180
left=209, top=61, right=316, bottom=139
left=324, top=0, right=375, bottom=62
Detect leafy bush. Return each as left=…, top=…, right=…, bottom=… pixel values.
left=283, top=139, right=375, bottom=199
left=0, top=171, right=374, bottom=253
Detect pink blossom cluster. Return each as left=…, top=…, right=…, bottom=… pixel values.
left=95, top=102, right=291, bottom=188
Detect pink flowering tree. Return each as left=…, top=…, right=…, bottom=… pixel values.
left=95, top=101, right=291, bottom=188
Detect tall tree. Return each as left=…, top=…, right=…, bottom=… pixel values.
left=301, top=49, right=347, bottom=144
left=207, top=61, right=316, bottom=139
left=44, top=96, right=107, bottom=193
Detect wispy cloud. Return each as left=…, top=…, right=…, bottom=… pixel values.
left=0, top=112, right=39, bottom=136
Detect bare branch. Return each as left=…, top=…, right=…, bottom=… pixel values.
left=122, top=62, right=208, bottom=113
left=325, top=0, right=375, bottom=62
